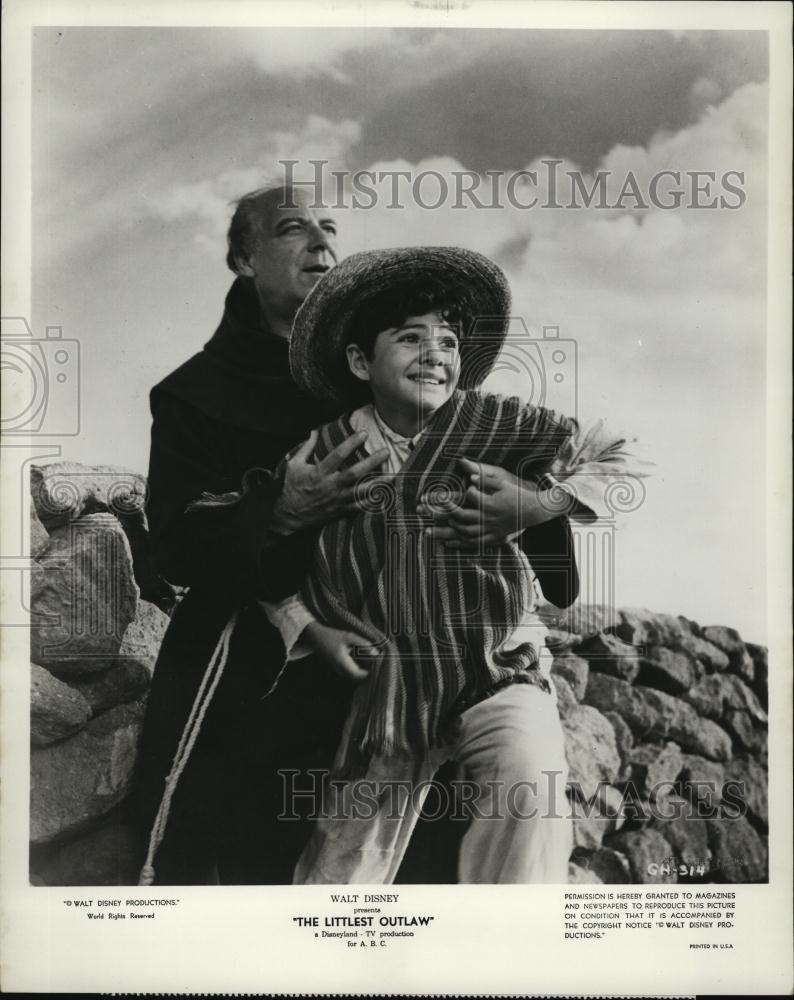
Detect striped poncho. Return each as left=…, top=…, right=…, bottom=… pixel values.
left=297, top=390, right=575, bottom=778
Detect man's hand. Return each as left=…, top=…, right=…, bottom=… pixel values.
left=302, top=621, right=375, bottom=683
left=418, top=458, right=569, bottom=548
left=270, top=430, right=389, bottom=534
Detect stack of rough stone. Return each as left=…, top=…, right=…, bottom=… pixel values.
left=27, top=462, right=769, bottom=886
left=545, top=604, right=769, bottom=884
left=28, top=463, right=174, bottom=886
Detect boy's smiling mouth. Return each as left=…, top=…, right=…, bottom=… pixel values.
left=408, top=374, right=446, bottom=385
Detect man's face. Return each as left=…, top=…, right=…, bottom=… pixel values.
left=347, top=311, right=461, bottom=424
left=240, top=190, right=339, bottom=317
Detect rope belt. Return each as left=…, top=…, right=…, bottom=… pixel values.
left=138, top=610, right=239, bottom=887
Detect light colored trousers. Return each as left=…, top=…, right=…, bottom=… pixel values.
left=293, top=677, right=572, bottom=884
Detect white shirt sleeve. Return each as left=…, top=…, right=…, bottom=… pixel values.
left=549, top=418, right=654, bottom=525
left=259, top=594, right=317, bottom=661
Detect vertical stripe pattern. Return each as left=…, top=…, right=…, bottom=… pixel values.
left=302, top=390, right=574, bottom=778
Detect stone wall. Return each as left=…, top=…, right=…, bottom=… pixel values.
left=27, top=463, right=768, bottom=886
left=29, top=463, right=172, bottom=886
left=547, top=605, right=768, bottom=884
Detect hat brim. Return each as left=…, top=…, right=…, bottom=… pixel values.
left=289, top=246, right=511, bottom=408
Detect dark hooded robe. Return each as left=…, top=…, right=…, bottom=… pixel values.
left=130, top=277, right=357, bottom=884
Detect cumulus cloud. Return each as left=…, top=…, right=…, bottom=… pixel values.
left=326, top=81, right=768, bottom=632
left=49, top=69, right=772, bottom=638
left=151, top=115, right=362, bottom=246
left=334, top=81, right=766, bottom=318
left=690, top=76, right=725, bottom=114
left=152, top=80, right=767, bottom=403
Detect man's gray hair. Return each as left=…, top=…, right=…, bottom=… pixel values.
left=226, top=184, right=291, bottom=274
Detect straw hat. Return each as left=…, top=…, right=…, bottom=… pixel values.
left=289, top=246, right=511, bottom=407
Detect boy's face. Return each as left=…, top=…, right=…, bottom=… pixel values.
left=346, top=311, right=461, bottom=423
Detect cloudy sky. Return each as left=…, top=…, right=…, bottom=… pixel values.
left=28, top=27, right=769, bottom=640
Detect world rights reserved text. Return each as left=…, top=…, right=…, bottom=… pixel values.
left=61, top=897, right=181, bottom=920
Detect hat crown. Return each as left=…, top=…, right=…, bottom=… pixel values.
left=290, top=246, right=512, bottom=408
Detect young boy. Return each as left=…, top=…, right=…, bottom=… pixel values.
left=245, top=245, right=639, bottom=886
left=179, top=247, right=640, bottom=885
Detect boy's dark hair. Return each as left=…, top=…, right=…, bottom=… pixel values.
left=347, top=274, right=481, bottom=359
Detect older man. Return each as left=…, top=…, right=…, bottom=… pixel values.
left=132, top=186, right=394, bottom=885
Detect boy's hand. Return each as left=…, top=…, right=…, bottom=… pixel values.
left=418, top=458, right=569, bottom=548
left=271, top=430, right=390, bottom=534
left=302, top=621, right=375, bottom=683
